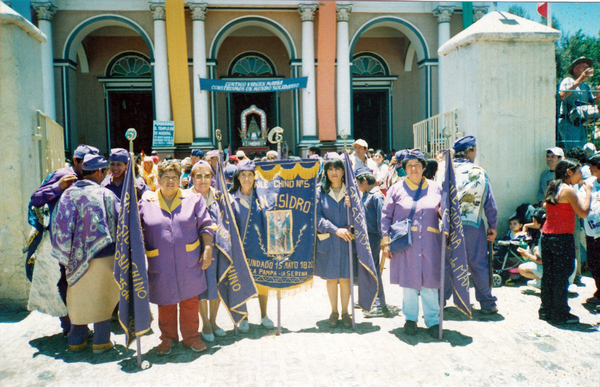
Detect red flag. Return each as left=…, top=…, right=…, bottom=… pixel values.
left=537, top=2, right=548, bottom=18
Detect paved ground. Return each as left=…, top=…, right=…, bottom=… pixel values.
left=1, top=271, right=599, bottom=387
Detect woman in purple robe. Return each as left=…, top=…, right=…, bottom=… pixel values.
left=315, top=153, right=355, bottom=328
left=139, top=160, right=214, bottom=355
left=229, top=159, right=273, bottom=332
left=381, top=149, right=442, bottom=338
left=189, top=160, right=226, bottom=342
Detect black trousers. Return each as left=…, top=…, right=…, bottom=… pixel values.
left=585, top=236, right=600, bottom=299
left=540, top=233, right=575, bottom=321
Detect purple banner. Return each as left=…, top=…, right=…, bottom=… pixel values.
left=343, top=152, right=379, bottom=311
left=114, top=154, right=152, bottom=348
left=441, top=149, right=472, bottom=318
left=215, top=154, right=257, bottom=325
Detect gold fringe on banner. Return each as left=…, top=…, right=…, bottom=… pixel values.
left=256, top=279, right=314, bottom=299
left=255, top=162, right=319, bottom=181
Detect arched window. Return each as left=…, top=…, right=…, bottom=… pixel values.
left=352, top=53, right=389, bottom=77
left=228, top=53, right=276, bottom=77
left=106, top=52, right=151, bottom=78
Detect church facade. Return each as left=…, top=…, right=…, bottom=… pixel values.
left=24, top=1, right=489, bottom=157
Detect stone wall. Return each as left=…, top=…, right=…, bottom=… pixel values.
left=0, top=3, right=46, bottom=307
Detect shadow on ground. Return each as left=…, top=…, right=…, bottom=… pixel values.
left=441, top=306, right=505, bottom=322
left=390, top=326, right=473, bottom=347
left=0, top=306, right=30, bottom=323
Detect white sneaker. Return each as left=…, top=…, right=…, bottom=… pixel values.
left=261, top=316, right=274, bottom=328
left=238, top=319, right=249, bottom=333
left=527, top=279, right=541, bottom=289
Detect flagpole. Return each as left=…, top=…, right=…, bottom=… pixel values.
left=341, top=130, right=356, bottom=330
left=124, top=128, right=145, bottom=368
left=547, top=3, right=551, bottom=27
left=277, top=290, right=282, bottom=335
left=438, top=151, right=450, bottom=340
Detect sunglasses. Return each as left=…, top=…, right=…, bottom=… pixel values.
left=194, top=173, right=213, bottom=180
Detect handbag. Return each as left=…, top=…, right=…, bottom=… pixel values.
left=389, top=180, right=423, bottom=254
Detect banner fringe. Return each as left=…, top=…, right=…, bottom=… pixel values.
left=255, top=162, right=319, bottom=181
left=255, top=278, right=314, bottom=299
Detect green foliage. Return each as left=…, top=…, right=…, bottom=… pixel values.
left=507, top=5, right=530, bottom=19
left=556, top=30, right=600, bottom=86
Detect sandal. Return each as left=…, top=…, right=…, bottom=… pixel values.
left=328, top=312, right=339, bottom=327
left=341, top=313, right=352, bottom=328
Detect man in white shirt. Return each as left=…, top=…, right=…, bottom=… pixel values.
left=350, top=139, right=377, bottom=173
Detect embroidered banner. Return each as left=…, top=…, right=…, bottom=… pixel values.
left=214, top=154, right=258, bottom=325
left=114, top=154, right=152, bottom=348
left=243, top=160, right=319, bottom=295
left=441, top=150, right=472, bottom=318
left=199, top=77, right=307, bottom=93
left=343, top=151, right=379, bottom=311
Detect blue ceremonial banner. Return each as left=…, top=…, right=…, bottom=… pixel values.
left=114, top=154, right=152, bottom=348
left=199, top=77, right=307, bottom=93
left=214, top=154, right=258, bottom=325
left=243, top=160, right=319, bottom=295
left=343, top=152, right=379, bottom=311
left=441, top=149, right=472, bottom=318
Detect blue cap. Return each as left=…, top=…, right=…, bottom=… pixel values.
left=453, top=136, right=476, bottom=152
left=324, top=152, right=342, bottom=161
left=73, top=144, right=99, bottom=159
left=355, top=167, right=373, bottom=177
left=224, top=163, right=238, bottom=180
left=395, top=149, right=408, bottom=163
left=405, top=149, right=425, bottom=160
left=237, top=159, right=255, bottom=172
left=82, top=154, right=107, bottom=171
left=191, top=149, right=204, bottom=158
left=109, top=148, right=129, bottom=163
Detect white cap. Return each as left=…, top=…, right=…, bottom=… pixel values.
left=236, top=150, right=246, bottom=158
left=266, top=150, right=278, bottom=157
left=546, top=147, right=564, bottom=157
left=353, top=139, right=368, bottom=148
left=583, top=142, right=597, bottom=157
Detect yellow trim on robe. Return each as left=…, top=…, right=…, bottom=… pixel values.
left=405, top=177, right=428, bottom=191
left=411, top=226, right=417, bottom=231
left=427, top=226, right=440, bottom=234
left=328, top=184, right=346, bottom=203
left=317, top=233, right=330, bottom=241
left=146, top=249, right=159, bottom=258
left=186, top=239, right=200, bottom=252
left=158, top=188, right=185, bottom=213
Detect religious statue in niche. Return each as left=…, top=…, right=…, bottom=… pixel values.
left=239, top=105, right=268, bottom=147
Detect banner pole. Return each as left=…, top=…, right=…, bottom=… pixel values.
left=136, top=336, right=142, bottom=368
left=341, top=130, right=356, bottom=330
left=277, top=290, right=282, bottom=335
left=438, top=149, right=449, bottom=340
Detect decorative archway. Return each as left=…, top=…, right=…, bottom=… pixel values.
left=350, top=16, right=435, bottom=147
left=60, top=15, right=154, bottom=154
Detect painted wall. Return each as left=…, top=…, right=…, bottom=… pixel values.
left=440, top=12, right=560, bottom=234
left=0, top=4, right=45, bottom=307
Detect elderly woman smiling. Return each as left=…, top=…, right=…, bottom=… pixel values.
left=139, top=160, right=214, bottom=355
left=189, top=160, right=226, bottom=342
left=381, top=149, right=443, bottom=338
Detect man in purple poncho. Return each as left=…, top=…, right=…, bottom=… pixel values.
left=445, top=136, right=498, bottom=314
left=30, top=144, right=99, bottom=336
left=51, top=154, right=120, bottom=354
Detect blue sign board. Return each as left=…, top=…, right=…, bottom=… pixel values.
left=199, top=77, right=308, bottom=93
left=152, top=121, right=174, bottom=147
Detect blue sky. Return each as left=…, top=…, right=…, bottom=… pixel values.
left=495, top=2, right=600, bottom=37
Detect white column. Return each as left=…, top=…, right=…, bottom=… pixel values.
left=299, top=4, right=317, bottom=138
left=336, top=5, right=352, bottom=138
left=189, top=3, right=209, bottom=141
left=150, top=3, right=171, bottom=121
left=32, top=2, right=57, bottom=120
left=433, top=6, right=454, bottom=113
left=473, top=6, right=489, bottom=23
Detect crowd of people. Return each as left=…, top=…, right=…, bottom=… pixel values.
left=27, top=132, right=600, bottom=356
